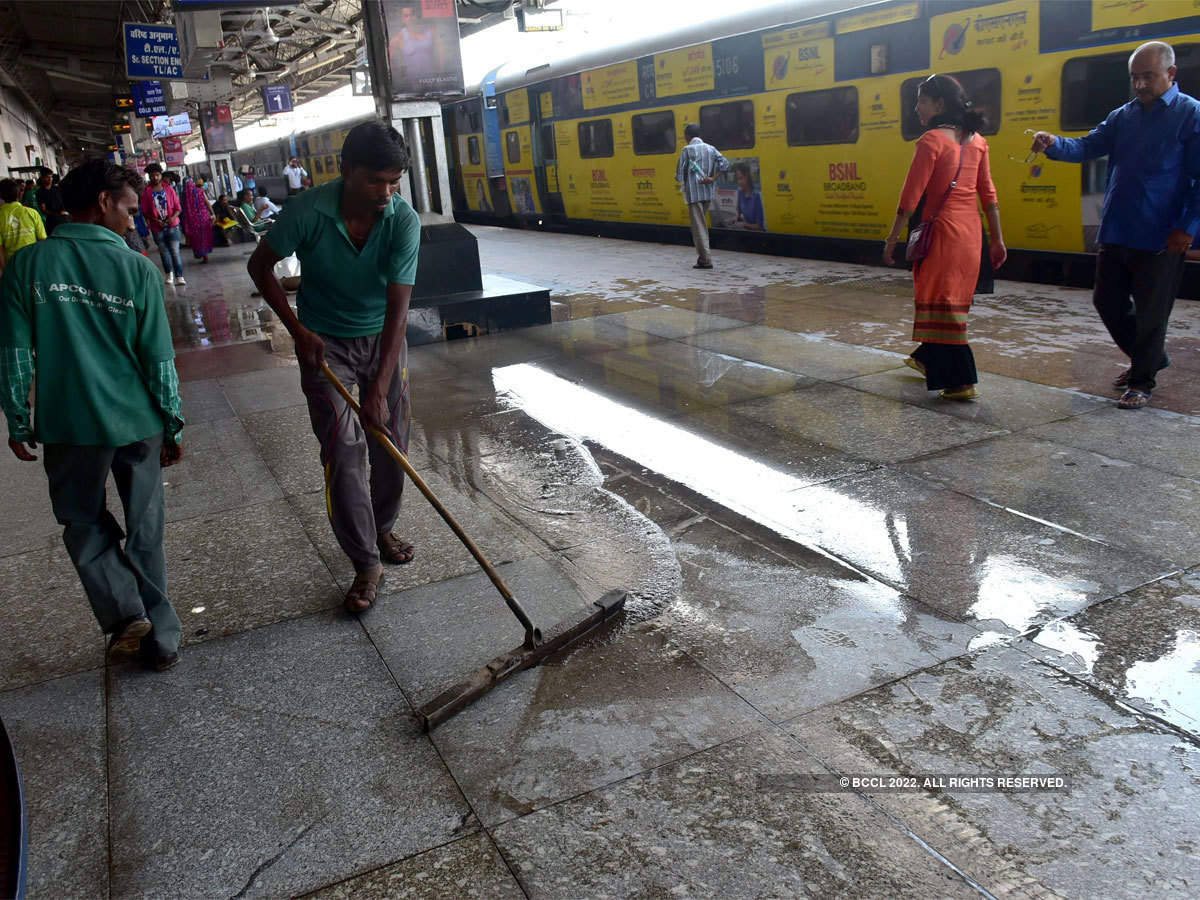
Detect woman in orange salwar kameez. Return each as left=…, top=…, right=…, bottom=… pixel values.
left=884, top=74, right=1007, bottom=400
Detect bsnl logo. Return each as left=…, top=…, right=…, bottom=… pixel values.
left=592, top=169, right=607, bottom=183
left=828, top=162, right=859, bottom=180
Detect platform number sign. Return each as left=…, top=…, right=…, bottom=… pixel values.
left=262, top=85, right=293, bottom=114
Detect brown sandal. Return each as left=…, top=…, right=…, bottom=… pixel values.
left=377, top=532, right=415, bottom=565
left=345, top=567, right=383, bottom=613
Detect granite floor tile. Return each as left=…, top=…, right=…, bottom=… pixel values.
left=785, top=645, right=1200, bottom=899
left=303, top=833, right=523, bottom=899
left=413, top=329, right=559, bottom=376
left=656, top=516, right=979, bottom=722
left=685, top=326, right=908, bottom=381
left=217, top=363, right=305, bottom=415
left=731, top=384, right=1007, bottom=463
left=178, top=377, right=235, bottom=424
left=844, top=368, right=1111, bottom=431
left=162, top=415, right=283, bottom=522
left=491, top=727, right=977, bottom=898
left=1029, top=404, right=1200, bottom=480
left=575, top=341, right=813, bottom=414
left=0, top=669, right=107, bottom=899
left=107, top=612, right=475, bottom=900
left=899, top=434, right=1200, bottom=566
left=418, top=625, right=765, bottom=826
left=166, top=498, right=341, bottom=645
left=285, top=466, right=539, bottom=594
left=0, top=450, right=62, bottom=557
left=0, top=545, right=103, bottom=691
left=784, top=468, right=1175, bottom=632
left=593, top=305, right=749, bottom=340
left=1026, top=568, right=1200, bottom=738
left=519, top=315, right=670, bottom=356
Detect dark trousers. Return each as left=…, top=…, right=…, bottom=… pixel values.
left=299, top=334, right=410, bottom=571
left=43, top=435, right=181, bottom=655
left=1093, top=245, right=1183, bottom=392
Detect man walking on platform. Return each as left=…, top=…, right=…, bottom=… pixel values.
left=283, top=157, right=309, bottom=195
left=1032, top=40, right=1200, bottom=410
left=247, top=121, right=421, bottom=614
left=675, top=123, right=730, bottom=269
left=0, top=177, right=46, bottom=271
left=0, top=160, right=185, bottom=670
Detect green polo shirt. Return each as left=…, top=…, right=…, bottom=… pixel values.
left=0, top=201, right=46, bottom=257
left=266, top=178, right=421, bottom=338
left=0, top=223, right=174, bottom=445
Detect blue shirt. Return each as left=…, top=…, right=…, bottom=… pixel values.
left=737, top=189, right=766, bottom=229
left=675, top=138, right=730, bottom=204
left=1046, top=84, right=1200, bottom=251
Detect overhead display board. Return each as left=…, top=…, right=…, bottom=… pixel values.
left=132, top=81, right=167, bottom=117
left=383, top=0, right=465, bottom=97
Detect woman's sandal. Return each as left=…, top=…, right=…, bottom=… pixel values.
left=377, top=532, right=415, bottom=565
left=344, top=568, right=383, bottom=613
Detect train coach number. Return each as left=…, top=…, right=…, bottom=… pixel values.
left=715, top=55, right=740, bottom=78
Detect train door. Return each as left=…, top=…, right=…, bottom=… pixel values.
left=531, top=88, right=565, bottom=219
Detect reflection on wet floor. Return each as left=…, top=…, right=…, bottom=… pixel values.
left=4, top=227, right=1200, bottom=897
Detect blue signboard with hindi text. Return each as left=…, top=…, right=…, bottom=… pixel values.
left=124, top=23, right=185, bottom=80
left=132, top=81, right=167, bottom=117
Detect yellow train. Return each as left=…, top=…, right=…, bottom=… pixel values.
left=442, top=0, right=1200, bottom=290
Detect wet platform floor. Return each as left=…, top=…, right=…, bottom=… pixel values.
left=2, top=226, right=1199, bottom=898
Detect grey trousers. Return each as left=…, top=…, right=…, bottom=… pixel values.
left=43, top=434, right=181, bottom=656
left=299, top=333, right=411, bottom=571
left=688, top=200, right=712, bottom=265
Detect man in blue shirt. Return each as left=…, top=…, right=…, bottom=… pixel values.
left=247, top=121, right=421, bottom=613
left=675, top=123, right=730, bottom=270
left=1032, top=41, right=1200, bottom=409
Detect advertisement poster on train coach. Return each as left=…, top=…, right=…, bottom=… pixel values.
left=654, top=45, right=714, bottom=98
left=711, top=159, right=767, bottom=231
left=762, top=23, right=833, bottom=91
left=582, top=61, right=639, bottom=110
left=1091, top=0, right=1200, bottom=30
left=384, top=0, right=465, bottom=97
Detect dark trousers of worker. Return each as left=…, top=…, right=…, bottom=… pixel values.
left=300, top=333, right=411, bottom=572
left=1093, top=245, right=1184, bottom=393
left=43, top=434, right=181, bottom=656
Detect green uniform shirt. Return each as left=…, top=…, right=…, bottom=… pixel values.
left=0, top=223, right=175, bottom=445
left=266, top=178, right=421, bottom=338
left=0, top=201, right=46, bottom=258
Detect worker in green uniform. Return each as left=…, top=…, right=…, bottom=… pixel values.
left=247, top=120, right=420, bottom=614
left=0, top=159, right=185, bottom=671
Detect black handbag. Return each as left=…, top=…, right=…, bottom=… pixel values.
left=907, top=140, right=966, bottom=263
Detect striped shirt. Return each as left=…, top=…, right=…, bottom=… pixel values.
left=675, top=137, right=731, bottom=204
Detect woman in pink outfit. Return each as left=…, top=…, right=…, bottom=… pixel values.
left=139, top=163, right=185, bottom=285
left=182, top=177, right=214, bottom=263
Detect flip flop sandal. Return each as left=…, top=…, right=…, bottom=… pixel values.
left=903, top=356, right=926, bottom=375
left=1117, top=389, right=1151, bottom=410
left=345, top=569, right=383, bottom=613
left=377, top=532, right=415, bottom=565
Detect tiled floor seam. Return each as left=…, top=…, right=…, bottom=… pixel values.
left=103, top=664, right=115, bottom=900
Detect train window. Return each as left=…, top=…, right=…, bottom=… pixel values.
left=469, top=109, right=482, bottom=132
left=578, top=119, right=614, bottom=158
left=699, top=100, right=755, bottom=150
left=1061, top=53, right=1128, bottom=132
left=313, top=157, right=324, bottom=174
left=468, top=136, right=481, bottom=166
left=900, top=70, right=1001, bottom=141
left=540, top=124, right=556, bottom=160
left=632, top=110, right=676, bottom=155
left=785, top=87, right=859, bottom=146
left=506, top=131, right=521, bottom=164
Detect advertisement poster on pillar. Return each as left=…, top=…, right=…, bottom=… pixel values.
left=161, top=137, right=185, bottom=166
left=383, top=0, right=465, bottom=97
left=199, top=105, right=237, bottom=154
left=711, top=158, right=768, bottom=232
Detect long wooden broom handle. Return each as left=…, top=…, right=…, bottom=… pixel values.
left=319, top=362, right=540, bottom=646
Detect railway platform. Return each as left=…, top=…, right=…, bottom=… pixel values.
left=1, top=226, right=1198, bottom=898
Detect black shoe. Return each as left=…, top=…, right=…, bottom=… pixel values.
left=693, top=262, right=714, bottom=269
left=108, top=616, right=152, bottom=661
left=150, top=651, right=180, bottom=672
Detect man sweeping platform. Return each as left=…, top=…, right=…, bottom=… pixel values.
left=247, top=120, right=420, bottom=613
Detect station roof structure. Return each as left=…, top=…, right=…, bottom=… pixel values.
left=0, top=0, right=536, bottom=160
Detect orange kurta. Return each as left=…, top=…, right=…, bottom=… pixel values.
left=898, top=128, right=998, bottom=344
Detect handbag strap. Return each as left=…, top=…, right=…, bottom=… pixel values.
left=926, top=138, right=967, bottom=223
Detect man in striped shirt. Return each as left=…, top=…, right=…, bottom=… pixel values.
left=675, top=123, right=730, bottom=269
